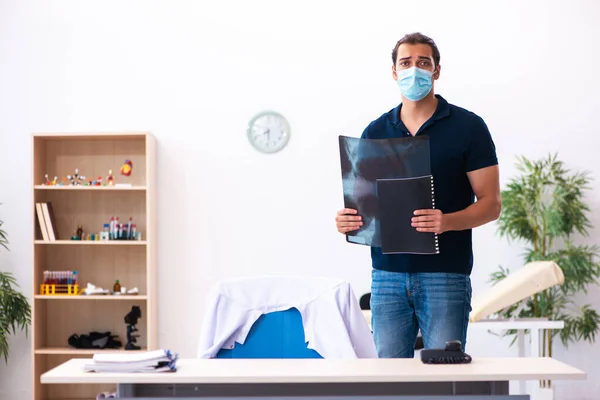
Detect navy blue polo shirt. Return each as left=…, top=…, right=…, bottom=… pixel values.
left=361, top=94, right=498, bottom=275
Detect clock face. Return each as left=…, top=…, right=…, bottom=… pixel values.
left=247, top=111, right=291, bottom=154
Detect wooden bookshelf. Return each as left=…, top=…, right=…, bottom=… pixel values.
left=34, top=347, right=147, bottom=355
left=34, top=240, right=148, bottom=245
left=34, top=295, right=148, bottom=300
left=34, top=185, right=148, bottom=191
left=31, top=132, right=157, bottom=400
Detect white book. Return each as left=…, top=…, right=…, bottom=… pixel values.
left=35, top=203, right=50, bottom=241
left=85, top=349, right=178, bottom=373
left=41, top=202, right=56, bottom=241
left=83, top=363, right=171, bottom=372
left=92, top=349, right=172, bottom=364
left=84, top=365, right=175, bottom=373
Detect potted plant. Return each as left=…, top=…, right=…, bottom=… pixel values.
left=489, top=154, right=600, bottom=398
left=0, top=208, right=31, bottom=364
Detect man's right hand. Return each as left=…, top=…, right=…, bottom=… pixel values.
left=335, top=208, right=363, bottom=234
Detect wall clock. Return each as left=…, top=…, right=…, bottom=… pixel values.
left=247, top=110, right=291, bottom=154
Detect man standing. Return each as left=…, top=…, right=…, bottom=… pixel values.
left=335, top=32, right=501, bottom=358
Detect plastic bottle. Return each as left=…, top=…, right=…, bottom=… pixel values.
left=113, top=279, right=121, bottom=293
left=127, top=217, right=133, bottom=240
left=109, top=217, right=114, bottom=239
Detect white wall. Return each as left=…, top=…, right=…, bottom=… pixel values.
left=1, top=0, right=599, bottom=398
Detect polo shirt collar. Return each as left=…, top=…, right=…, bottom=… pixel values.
left=390, top=94, right=450, bottom=127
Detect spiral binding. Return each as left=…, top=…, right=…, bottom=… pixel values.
left=430, top=175, right=440, bottom=254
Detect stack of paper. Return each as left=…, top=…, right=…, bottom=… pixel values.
left=84, top=349, right=178, bottom=373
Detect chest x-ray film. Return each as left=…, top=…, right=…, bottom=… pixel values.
left=338, top=135, right=431, bottom=248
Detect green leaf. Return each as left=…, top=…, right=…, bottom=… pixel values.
left=0, top=271, right=32, bottom=364
left=549, top=245, right=600, bottom=294
left=557, top=305, right=600, bottom=347
left=488, top=265, right=510, bottom=285
left=0, top=205, right=30, bottom=364
left=0, top=215, right=8, bottom=252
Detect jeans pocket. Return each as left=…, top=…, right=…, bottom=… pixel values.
left=417, top=273, right=471, bottom=305
left=370, top=269, right=403, bottom=304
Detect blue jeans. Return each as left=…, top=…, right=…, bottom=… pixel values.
left=370, top=268, right=472, bottom=358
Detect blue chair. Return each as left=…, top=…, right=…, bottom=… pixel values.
left=216, top=307, right=322, bottom=359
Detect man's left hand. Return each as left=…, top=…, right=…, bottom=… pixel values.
left=411, top=209, right=447, bottom=234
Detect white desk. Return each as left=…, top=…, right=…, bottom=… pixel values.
left=362, top=311, right=562, bottom=356
left=361, top=311, right=565, bottom=399
left=41, top=357, right=585, bottom=399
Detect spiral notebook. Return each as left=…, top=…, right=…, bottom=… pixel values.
left=338, top=134, right=432, bottom=248
left=376, top=175, right=440, bottom=255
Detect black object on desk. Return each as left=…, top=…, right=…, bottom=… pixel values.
left=421, top=340, right=472, bottom=364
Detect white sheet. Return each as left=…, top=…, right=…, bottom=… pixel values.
left=197, top=275, right=377, bottom=359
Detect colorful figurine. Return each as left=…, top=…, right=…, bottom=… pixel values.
left=44, top=174, right=51, bottom=186
left=52, top=176, right=58, bottom=186
left=107, top=169, right=114, bottom=186
left=120, top=160, right=132, bottom=177
left=95, top=176, right=103, bottom=186
left=67, top=169, right=86, bottom=186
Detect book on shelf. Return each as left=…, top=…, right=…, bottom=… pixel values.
left=35, top=201, right=58, bottom=241
left=83, top=349, right=178, bottom=373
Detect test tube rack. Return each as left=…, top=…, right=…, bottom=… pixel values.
left=40, top=270, right=80, bottom=295
left=39, top=283, right=80, bottom=295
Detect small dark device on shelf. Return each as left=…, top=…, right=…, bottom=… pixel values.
left=420, top=340, right=472, bottom=364
left=124, top=305, right=142, bottom=350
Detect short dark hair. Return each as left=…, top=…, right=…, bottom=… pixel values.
left=391, top=32, right=441, bottom=67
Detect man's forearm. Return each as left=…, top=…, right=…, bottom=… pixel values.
left=444, top=196, right=501, bottom=232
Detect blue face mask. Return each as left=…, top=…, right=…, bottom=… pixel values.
left=395, top=66, right=434, bottom=102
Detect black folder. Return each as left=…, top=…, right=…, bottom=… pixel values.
left=376, top=175, right=440, bottom=255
